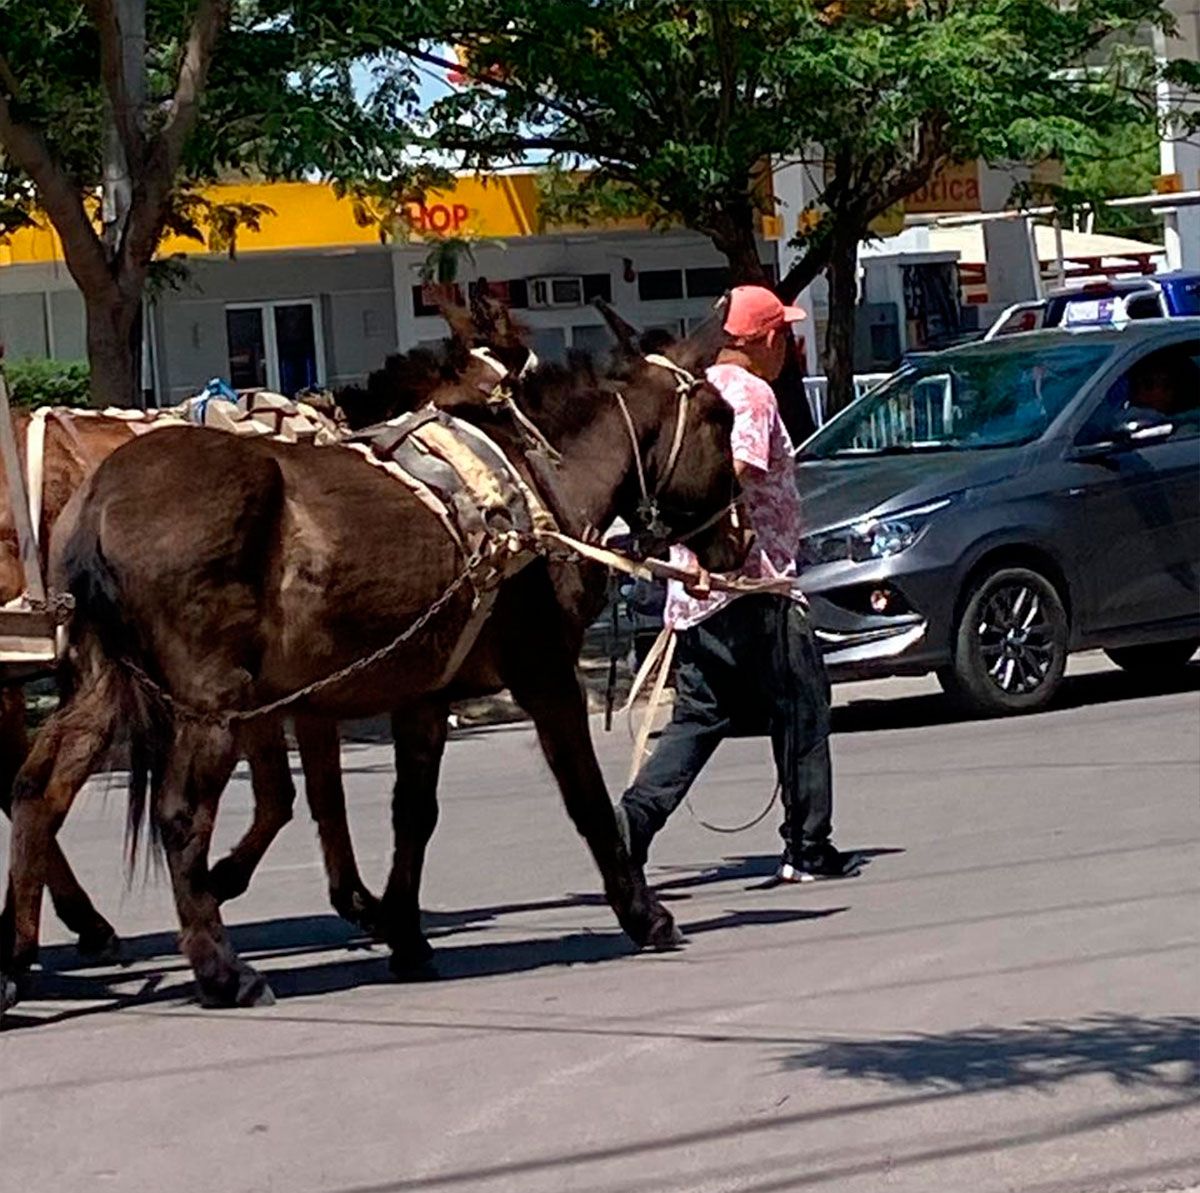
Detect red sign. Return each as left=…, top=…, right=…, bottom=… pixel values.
left=403, top=202, right=472, bottom=235
left=906, top=163, right=981, bottom=214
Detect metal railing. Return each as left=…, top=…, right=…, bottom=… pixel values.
left=804, top=371, right=958, bottom=449
left=802, top=373, right=892, bottom=427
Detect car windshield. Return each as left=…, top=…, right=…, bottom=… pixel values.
left=803, top=342, right=1114, bottom=457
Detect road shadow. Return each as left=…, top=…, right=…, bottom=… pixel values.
left=653, top=848, right=904, bottom=896
left=832, top=661, right=1200, bottom=734
left=781, top=1013, right=1200, bottom=1092
left=4, top=898, right=844, bottom=1028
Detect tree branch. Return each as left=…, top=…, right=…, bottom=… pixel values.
left=157, top=0, right=228, bottom=180
left=0, top=57, right=114, bottom=298
left=121, top=0, right=228, bottom=293
left=402, top=44, right=595, bottom=127
left=86, top=0, right=145, bottom=169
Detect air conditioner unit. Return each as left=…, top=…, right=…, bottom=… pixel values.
left=529, top=275, right=585, bottom=309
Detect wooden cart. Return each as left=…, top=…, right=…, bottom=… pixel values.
left=0, top=367, right=62, bottom=680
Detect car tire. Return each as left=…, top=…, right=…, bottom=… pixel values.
left=938, top=566, right=1069, bottom=715
left=1104, top=640, right=1199, bottom=675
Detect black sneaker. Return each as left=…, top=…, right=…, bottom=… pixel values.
left=777, top=844, right=863, bottom=883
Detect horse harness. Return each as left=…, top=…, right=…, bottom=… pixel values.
left=19, top=359, right=744, bottom=723
left=336, top=351, right=703, bottom=687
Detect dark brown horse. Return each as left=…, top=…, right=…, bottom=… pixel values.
left=3, top=337, right=740, bottom=1008
left=0, top=297, right=533, bottom=969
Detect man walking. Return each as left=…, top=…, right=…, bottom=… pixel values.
left=617, top=285, right=860, bottom=882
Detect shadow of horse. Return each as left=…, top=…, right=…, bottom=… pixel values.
left=3, top=902, right=845, bottom=1030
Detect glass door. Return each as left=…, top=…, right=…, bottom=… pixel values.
left=226, top=307, right=269, bottom=389
left=226, top=300, right=324, bottom=396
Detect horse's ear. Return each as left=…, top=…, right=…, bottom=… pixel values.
left=664, top=293, right=730, bottom=373
left=432, top=286, right=475, bottom=347
left=593, top=297, right=639, bottom=357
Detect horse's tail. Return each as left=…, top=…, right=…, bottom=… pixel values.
left=59, top=496, right=169, bottom=870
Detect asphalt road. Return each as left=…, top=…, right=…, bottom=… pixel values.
left=2, top=654, right=1198, bottom=1193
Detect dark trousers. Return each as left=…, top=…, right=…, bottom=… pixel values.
left=620, top=595, right=833, bottom=860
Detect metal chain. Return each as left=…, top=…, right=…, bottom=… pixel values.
left=122, top=545, right=488, bottom=729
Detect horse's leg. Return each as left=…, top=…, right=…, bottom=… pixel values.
left=2, top=673, right=120, bottom=1007
left=207, top=717, right=295, bottom=905
left=156, top=721, right=273, bottom=1008
left=381, top=698, right=448, bottom=975
left=0, top=686, right=120, bottom=961
left=502, top=628, right=679, bottom=951
left=294, top=715, right=381, bottom=935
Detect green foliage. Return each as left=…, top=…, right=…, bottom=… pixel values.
left=0, top=1, right=428, bottom=210
left=391, top=0, right=1178, bottom=292
left=1060, top=118, right=1163, bottom=242
left=420, top=236, right=477, bottom=283
left=2, top=358, right=91, bottom=408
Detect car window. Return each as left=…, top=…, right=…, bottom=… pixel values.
left=803, top=342, right=1112, bottom=457
left=1080, top=340, right=1200, bottom=443
left=1124, top=293, right=1165, bottom=320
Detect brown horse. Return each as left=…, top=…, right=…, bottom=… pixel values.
left=0, top=410, right=141, bottom=960
left=0, top=296, right=534, bottom=966
left=3, top=334, right=740, bottom=1008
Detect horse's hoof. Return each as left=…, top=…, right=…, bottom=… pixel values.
left=1, top=974, right=20, bottom=1014
left=208, top=859, right=251, bottom=905
left=621, top=900, right=683, bottom=952
left=649, top=917, right=685, bottom=952
left=389, top=937, right=437, bottom=982
left=332, top=886, right=385, bottom=941
left=197, top=963, right=275, bottom=1009
left=76, top=924, right=125, bottom=967
left=236, top=969, right=276, bottom=1008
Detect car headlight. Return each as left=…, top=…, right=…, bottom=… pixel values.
left=800, top=498, right=952, bottom=566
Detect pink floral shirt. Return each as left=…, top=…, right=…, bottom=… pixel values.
left=664, top=363, right=804, bottom=631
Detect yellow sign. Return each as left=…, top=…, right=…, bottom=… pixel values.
left=0, top=175, right=660, bottom=267
left=1154, top=172, right=1184, bottom=195
left=905, top=161, right=981, bottom=214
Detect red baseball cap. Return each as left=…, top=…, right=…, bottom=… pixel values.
left=723, top=285, right=806, bottom=341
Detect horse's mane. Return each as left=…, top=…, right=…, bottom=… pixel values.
left=335, top=341, right=467, bottom=430
left=510, top=349, right=612, bottom=444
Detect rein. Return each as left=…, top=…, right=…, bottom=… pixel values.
left=471, top=346, right=562, bottom=463
left=103, top=351, right=784, bottom=730
left=613, top=353, right=694, bottom=539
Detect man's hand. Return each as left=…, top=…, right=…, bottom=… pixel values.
left=683, top=566, right=712, bottom=599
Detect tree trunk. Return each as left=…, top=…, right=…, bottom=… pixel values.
left=85, top=292, right=141, bottom=407
left=708, top=207, right=768, bottom=286
left=823, top=229, right=860, bottom=419
left=707, top=202, right=814, bottom=439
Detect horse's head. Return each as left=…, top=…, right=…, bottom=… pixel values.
left=610, top=343, right=745, bottom=574
left=335, top=287, right=534, bottom=428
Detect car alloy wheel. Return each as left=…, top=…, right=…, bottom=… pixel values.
left=977, top=582, right=1057, bottom=695
left=939, top=566, right=1069, bottom=715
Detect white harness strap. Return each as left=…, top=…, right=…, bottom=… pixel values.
left=642, top=353, right=694, bottom=490
left=470, top=345, right=539, bottom=380
left=24, top=407, right=50, bottom=549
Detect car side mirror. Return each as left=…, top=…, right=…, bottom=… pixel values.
left=1073, top=412, right=1175, bottom=460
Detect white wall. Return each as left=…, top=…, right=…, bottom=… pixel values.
left=1159, top=0, right=1200, bottom=269
left=1, top=227, right=766, bottom=401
